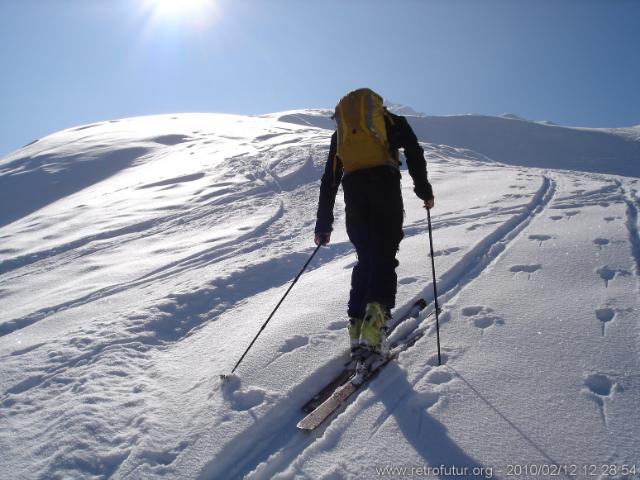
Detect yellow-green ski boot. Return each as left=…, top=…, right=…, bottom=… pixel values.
left=359, top=302, right=390, bottom=355
left=348, top=317, right=365, bottom=359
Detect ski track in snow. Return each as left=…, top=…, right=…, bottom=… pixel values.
left=0, top=140, right=349, bottom=340
left=616, top=180, right=640, bottom=278
left=390, top=175, right=554, bottom=335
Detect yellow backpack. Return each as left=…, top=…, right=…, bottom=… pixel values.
left=334, top=88, right=397, bottom=173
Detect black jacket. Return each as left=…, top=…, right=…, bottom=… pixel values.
left=315, top=111, right=433, bottom=234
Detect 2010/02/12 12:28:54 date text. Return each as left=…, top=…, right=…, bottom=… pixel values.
left=504, top=464, right=638, bottom=477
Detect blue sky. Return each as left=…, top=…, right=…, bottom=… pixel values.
left=1, top=0, right=639, bottom=157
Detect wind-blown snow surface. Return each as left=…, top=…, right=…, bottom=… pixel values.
left=1, top=112, right=639, bottom=479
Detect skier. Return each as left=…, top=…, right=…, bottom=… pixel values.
left=315, top=88, right=435, bottom=359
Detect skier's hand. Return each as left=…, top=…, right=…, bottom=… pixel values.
left=424, top=197, right=435, bottom=210
left=315, top=233, right=331, bottom=246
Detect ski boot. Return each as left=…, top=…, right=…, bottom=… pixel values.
left=359, top=302, right=390, bottom=356
left=348, top=317, right=363, bottom=351
left=350, top=302, right=390, bottom=382
left=348, top=317, right=364, bottom=361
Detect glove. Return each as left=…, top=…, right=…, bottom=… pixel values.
left=314, top=232, right=331, bottom=246
left=424, top=197, right=435, bottom=210
left=420, top=181, right=435, bottom=210
left=414, top=180, right=434, bottom=202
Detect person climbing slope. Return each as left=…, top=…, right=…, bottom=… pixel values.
left=315, top=88, right=435, bottom=359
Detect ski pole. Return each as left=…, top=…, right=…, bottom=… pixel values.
left=427, top=207, right=443, bottom=366
left=222, top=243, right=322, bottom=379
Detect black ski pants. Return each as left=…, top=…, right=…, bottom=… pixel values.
left=342, top=166, right=404, bottom=319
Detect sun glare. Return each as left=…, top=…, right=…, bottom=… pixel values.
left=145, top=0, right=218, bottom=24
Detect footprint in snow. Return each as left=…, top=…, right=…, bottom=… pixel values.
left=327, top=321, right=345, bottom=331
left=585, top=373, right=616, bottom=397
left=426, top=352, right=449, bottom=367
left=427, top=370, right=453, bottom=385
left=596, top=266, right=631, bottom=288
left=138, top=441, right=189, bottom=467
left=549, top=211, right=581, bottom=221
left=528, top=234, right=552, bottom=247
left=595, top=307, right=615, bottom=336
left=593, top=238, right=610, bottom=249
left=509, top=264, right=542, bottom=279
left=462, top=306, right=505, bottom=333
left=583, top=373, right=619, bottom=425
left=461, top=306, right=485, bottom=316
left=399, top=276, right=418, bottom=285
left=221, top=375, right=267, bottom=411
left=433, top=247, right=462, bottom=257
left=278, top=335, right=309, bottom=353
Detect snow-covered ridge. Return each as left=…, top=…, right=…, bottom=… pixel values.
left=384, top=102, right=426, bottom=117
left=269, top=109, right=640, bottom=178
left=1, top=111, right=639, bottom=479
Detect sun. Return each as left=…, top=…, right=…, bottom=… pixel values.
left=145, top=0, right=217, bottom=20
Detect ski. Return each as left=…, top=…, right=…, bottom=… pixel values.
left=297, top=328, right=425, bottom=431
left=301, top=364, right=355, bottom=413
left=301, top=298, right=427, bottom=414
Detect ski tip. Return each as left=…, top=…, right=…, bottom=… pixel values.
left=296, top=421, right=313, bottom=431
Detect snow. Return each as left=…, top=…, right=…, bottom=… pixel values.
left=500, top=113, right=526, bottom=121
left=1, top=110, right=639, bottom=479
left=384, top=103, right=427, bottom=117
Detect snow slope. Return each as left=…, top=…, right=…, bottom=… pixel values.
left=1, top=111, right=639, bottom=480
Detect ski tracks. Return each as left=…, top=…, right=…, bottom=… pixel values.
left=615, top=180, right=640, bottom=280
left=197, top=172, right=556, bottom=479
left=0, top=143, right=329, bottom=339
left=389, top=174, right=555, bottom=339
